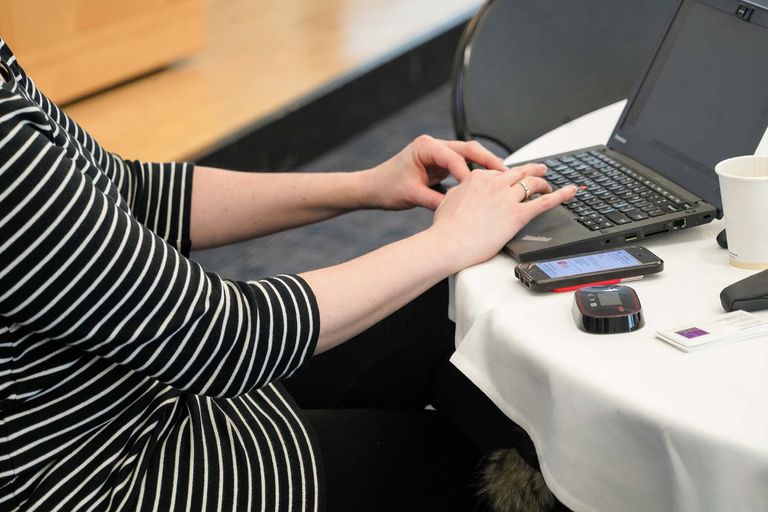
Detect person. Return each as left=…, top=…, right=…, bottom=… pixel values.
left=0, top=36, right=576, bottom=512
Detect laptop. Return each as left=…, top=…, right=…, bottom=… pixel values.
left=505, top=0, right=768, bottom=262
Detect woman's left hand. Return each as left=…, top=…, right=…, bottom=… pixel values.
left=361, top=135, right=509, bottom=210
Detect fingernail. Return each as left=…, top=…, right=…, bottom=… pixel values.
left=578, top=185, right=587, bottom=190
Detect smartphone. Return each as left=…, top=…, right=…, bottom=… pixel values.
left=514, top=246, right=663, bottom=292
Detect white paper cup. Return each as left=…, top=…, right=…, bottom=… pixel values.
left=715, top=155, right=768, bottom=269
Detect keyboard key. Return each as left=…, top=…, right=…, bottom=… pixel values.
left=662, top=203, right=681, bottom=213
left=626, top=209, right=650, bottom=221
left=605, top=212, right=631, bottom=225
left=646, top=209, right=666, bottom=217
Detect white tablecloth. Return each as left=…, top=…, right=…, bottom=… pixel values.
left=449, top=103, right=768, bottom=511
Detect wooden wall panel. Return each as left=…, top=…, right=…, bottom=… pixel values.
left=0, top=0, right=206, bottom=103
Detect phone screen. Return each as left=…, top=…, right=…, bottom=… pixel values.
left=535, top=250, right=643, bottom=278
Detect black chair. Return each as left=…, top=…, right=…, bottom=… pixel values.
left=453, top=0, right=676, bottom=155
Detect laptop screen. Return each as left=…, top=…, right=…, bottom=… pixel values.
left=610, top=0, right=768, bottom=210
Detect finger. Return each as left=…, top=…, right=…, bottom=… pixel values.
left=462, top=167, right=517, bottom=190
left=492, top=162, right=545, bottom=185
left=510, top=176, right=553, bottom=202
left=415, top=136, right=472, bottom=182
left=509, top=162, right=548, bottom=178
left=444, top=140, right=508, bottom=172
left=411, top=185, right=445, bottom=211
left=518, top=185, right=578, bottom=223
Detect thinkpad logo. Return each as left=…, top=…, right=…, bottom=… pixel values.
left=522, top=235, right=553, bottom=242
left=613, top=134, right=627, bottom=144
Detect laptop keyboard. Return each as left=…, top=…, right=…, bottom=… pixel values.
left=542, top=150, right=694, bottom=231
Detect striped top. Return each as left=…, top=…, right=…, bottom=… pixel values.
left=0, top=39, right=321, bottom=511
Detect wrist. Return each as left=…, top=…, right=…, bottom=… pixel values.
left=353, top=168, right=383, bottom=209
left=419, top=226, right=470, bottom=276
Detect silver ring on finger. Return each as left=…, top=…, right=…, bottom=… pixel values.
left=517, top=179, right=531, bottom=201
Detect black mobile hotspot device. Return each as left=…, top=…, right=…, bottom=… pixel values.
left=573, top=285, right=644, bottom=334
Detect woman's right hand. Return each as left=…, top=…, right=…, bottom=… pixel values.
left=427, top=164, right=578, bottom=273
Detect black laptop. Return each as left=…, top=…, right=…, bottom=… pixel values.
left=505, top=0, right=768, bottom=262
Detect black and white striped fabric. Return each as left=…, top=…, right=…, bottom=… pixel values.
left=0, top=39, right=321, bottom=511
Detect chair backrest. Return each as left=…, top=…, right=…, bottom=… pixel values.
left=453, top=0, right=677, bottom=154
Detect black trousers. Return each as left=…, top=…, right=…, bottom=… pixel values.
left=283, top=281, right=540, bottom=512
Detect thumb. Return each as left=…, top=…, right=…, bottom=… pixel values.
left=413, top=186, right=446, bottom=210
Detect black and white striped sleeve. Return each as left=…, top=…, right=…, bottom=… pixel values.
left=112, top=158, right=194, bottom=255
left=3, top=42, right=192, bottom=255
left=0, top=92, right=320, bottom=398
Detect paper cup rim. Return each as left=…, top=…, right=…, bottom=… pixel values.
left=715, top=155, right=768, bottom=180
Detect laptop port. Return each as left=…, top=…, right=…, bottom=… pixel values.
left=672, top=219, right=687, bottom=229
left=624, top=233, right=639, bottom=241
left=645, top=228, right=669, bottom=237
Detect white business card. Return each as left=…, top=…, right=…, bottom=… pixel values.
left=656, top=310, right=768, bottom=352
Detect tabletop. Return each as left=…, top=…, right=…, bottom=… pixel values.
left=449, top=102, right=768, bottom=512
